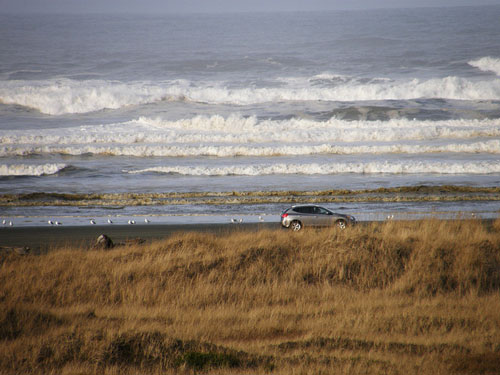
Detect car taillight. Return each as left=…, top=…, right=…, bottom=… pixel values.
left=281, top=213, right=288, bottom=218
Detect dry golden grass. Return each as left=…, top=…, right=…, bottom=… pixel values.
left=1, top=219, right=500, bottom=374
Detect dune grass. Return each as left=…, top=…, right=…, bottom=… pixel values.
left=1, top=218, right=500, bottom=374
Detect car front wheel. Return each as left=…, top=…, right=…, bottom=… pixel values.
left=290, top=220, right=302, bottom=231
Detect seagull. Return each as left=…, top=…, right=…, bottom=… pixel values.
left=90, top=219, right=96, bottom=225
left=48, top=220, right=54, bottom=225
left=9, top=221, right=13, bottom=226
left=239, top=218, right=243, bottom=224
left=107, top=219, right=113, bottom=224
left=231, top=218, right=237, bottom=224
left=144, top=218, right=150, bottom=223
left=55, top=221, right=62, bottom=225
left=2, top=220, right=5, bottom=225
left=128, top=220, right=135, bottom=225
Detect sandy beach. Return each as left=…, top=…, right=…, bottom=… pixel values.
left=0, top=222, right=279, bottom=251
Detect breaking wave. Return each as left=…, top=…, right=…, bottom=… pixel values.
left=2, top=140, right=500, bottom=158
left=0, top=163, right=67, bottom=176
left=1, top=115, right=500, bottom=157
left=128, top=161, right=500, bottom=176
left=0, top=79, right=169, bottom=115
left=469, top=57, right=500, bottom=76
left=2, top=74, right=500, bottom=115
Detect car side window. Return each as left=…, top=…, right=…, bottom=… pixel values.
left=294, top=206, right=314, bottom=214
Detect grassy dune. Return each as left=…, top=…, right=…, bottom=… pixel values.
left=1, top=219, right=500, bottom=374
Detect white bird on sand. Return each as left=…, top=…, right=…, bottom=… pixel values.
left=48, top=220, right=54, bottom=225
left=90, top=219, right=96, bottom=225
left=144, top=218, right=150, bottom=223
left=107, top=219, right=113, bottom=224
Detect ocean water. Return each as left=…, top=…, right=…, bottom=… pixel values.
left=1, top=7, right=500, bottom=225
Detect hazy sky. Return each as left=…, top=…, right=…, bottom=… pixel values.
left=1, top=0, right=500, bottom=14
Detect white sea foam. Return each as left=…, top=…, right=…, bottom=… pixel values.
left=0, top=163, right=67, bottom=176
left=2, top=74, right=500, bottom=115
left=1, top=116, right=499, bottom=153
left=469, top=57, right=500, bottom=76
left=2, top=140, right=500, bottom=158
left=128, top=161, right=500, bottom=176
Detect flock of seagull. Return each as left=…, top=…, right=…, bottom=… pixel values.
left=2, top=218, right=152, bottom=227
left=231, top=216, right=265, bottom=224
left=44, top=218, right=152, bottom=226
left=3, top=216, right=266, bottom=227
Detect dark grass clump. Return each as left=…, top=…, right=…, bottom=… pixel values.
left=0, top=307, right=64, bottom=340
left=448, top=353, right=500, bottom=375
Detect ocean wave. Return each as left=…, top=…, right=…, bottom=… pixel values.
left=0, top=163, right=67, bottom=176
left=2, top=74, right=500, bottom=115
left=0, top=79, right=169, bottom=115
left=469, top=57, right=500, bottom=76
left=127, top=161, right=500, bottom=176
left=2, top=116, right=500, bottom=151
left=2, top=140, right=500, bottom=158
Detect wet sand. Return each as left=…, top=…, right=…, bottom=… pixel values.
left=0, top=223, right=279, bottom=251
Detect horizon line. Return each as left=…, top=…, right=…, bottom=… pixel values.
left=1, top=3, right=499, bottom=16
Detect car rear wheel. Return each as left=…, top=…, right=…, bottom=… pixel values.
left=336, top=219, right=346, bottom=230
left=290, top=220, right=302, bottom=231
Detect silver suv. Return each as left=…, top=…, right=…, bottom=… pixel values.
left=281, top=205, right=356, bottom=231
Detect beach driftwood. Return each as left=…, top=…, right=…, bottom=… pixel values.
left=93, top=234, right=114, bottom=250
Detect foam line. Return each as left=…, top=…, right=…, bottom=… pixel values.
left=127, top=161, right=500, bottom=176
left=2, top=114, right=499, bottom=158
left=1, top=140, right=500, bottom=157
left=0, top=163, right=67, bottom=176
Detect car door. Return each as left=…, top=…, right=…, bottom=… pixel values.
left=295, top=206, right=316, bottom=225
left=314, top=206, right=333, bottom=226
